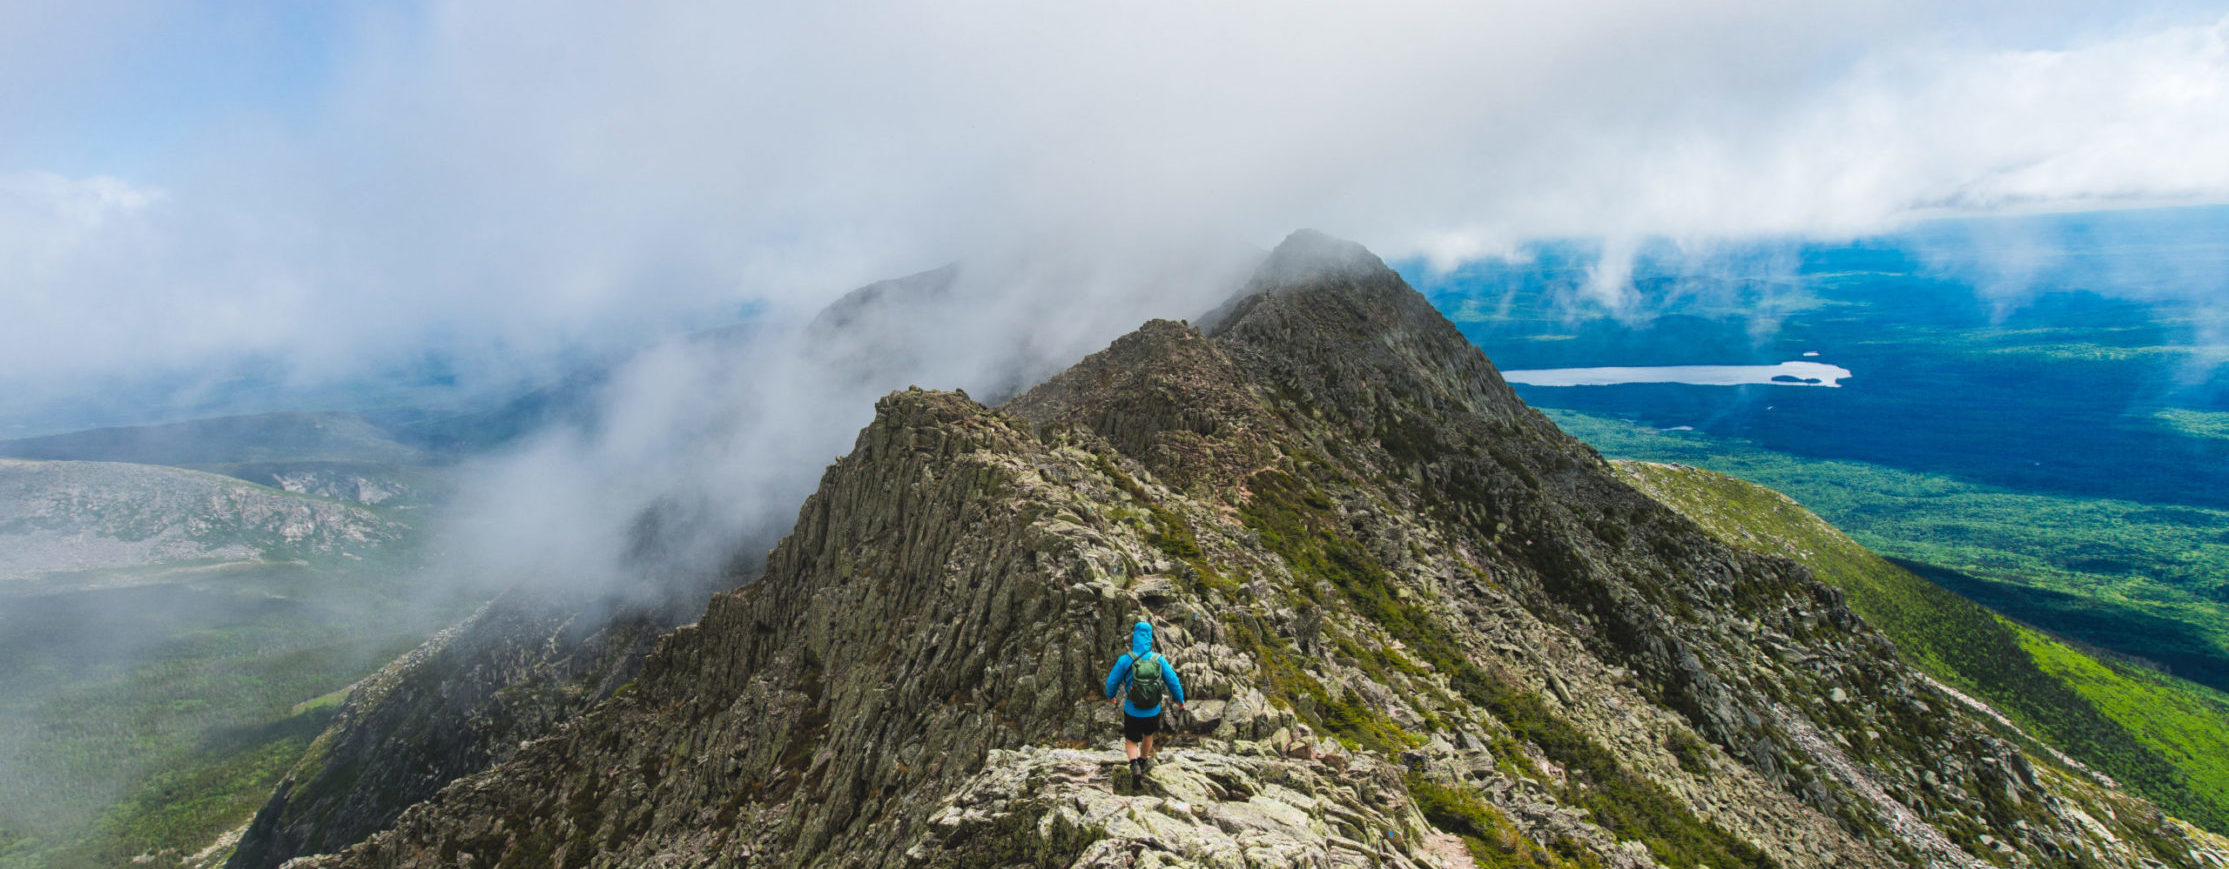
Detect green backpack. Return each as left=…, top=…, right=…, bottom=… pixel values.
left=1125, top=652, right=1166, bottom=708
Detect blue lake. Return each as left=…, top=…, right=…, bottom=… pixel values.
left=1504, top=361, right=1852, bottom=387
left=1398, top=204, right=2229, bottom=510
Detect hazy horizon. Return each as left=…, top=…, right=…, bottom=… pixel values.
left=8, top=2, right=2229, bottom=434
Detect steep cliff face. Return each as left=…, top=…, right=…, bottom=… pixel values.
left=286, top=232, right=2226, bottom=868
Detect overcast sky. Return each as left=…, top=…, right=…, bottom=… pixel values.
left=5, top=0, right=2229, bottom=422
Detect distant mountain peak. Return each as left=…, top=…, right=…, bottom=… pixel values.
left=804, top=264, right=960, bottom=339
left=1205, top=229, right=1533, bottom=437
left=1252, top=228, right=1396, bottom=291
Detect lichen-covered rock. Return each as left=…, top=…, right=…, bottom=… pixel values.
left=907, top=745, right=1434, bottom=869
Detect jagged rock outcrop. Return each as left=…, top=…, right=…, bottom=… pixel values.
left=908, top=744, right=1432, bottom=868
left=280, top=232, right=2228, bottom=868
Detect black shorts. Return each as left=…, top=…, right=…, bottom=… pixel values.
left=1123, top=711, right=1162, bottom=743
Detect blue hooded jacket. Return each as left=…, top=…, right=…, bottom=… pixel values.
left=1104, top=621, right=1184, bottom=718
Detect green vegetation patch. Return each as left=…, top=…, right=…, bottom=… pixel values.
left=2153, top=408, right=2229, bottom=442
left=2018, top=626, right=2229, bottom=825
left=1663, top=729, right=1711, bottom=776
left=1407, top=774, right=1581, bottom=869
left=1220, top=611, right=1417, bottom=754
left=43, top=705, right=337, bottom=868
left=289, top=686, right=353, bottom=717
left=1086, top=452, right=1238, bottom=594
left=1984, top=343, right=2198, bottom=363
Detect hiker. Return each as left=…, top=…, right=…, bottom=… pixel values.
left=1104, top=620, right=1184, bottom=778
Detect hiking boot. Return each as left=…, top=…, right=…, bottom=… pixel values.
left=1139, top=756, right=1153, bottom=775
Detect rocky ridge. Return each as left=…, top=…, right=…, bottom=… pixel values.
left=279, top=232, right=2226, bottom=868
left=227, top=266, right=975, bottom=869
left=228, top=462, right=433, bottom=507
left=0, top=458, right=404, bottom=582
left=910, top=744, right=1430, bottom=867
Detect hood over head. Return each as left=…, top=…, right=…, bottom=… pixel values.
left=1131, top=621, right=1153, bottom=656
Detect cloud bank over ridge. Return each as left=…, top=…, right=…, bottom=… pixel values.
left=3, top=1, right=2228, bottom=413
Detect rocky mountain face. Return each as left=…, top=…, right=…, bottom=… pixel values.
left=0, top=458, right=405, bottom=582
left=270, top=232, right=2225, bottom=868
left=226, top=494, right=758, bottom=869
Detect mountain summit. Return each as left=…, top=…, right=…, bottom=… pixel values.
left=275, top=232, right=2226, bottom=868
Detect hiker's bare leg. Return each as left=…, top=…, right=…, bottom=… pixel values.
left=1143, top=734, right=1156, bottom=758
left=1124, top=739, right=1142, bottom=761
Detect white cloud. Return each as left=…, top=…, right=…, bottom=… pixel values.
left=2, top=2, right=2228, bottom=409
left=0, top=172, right=170, bottom=367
